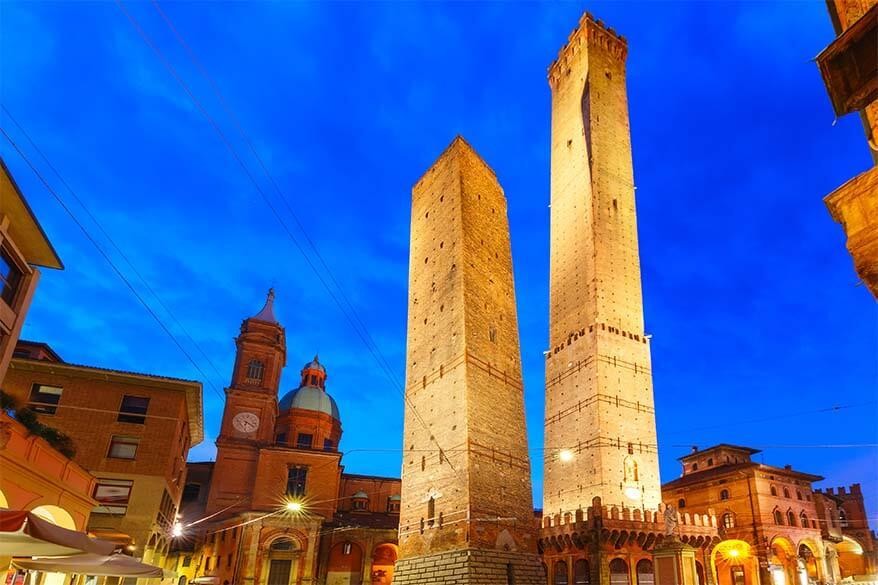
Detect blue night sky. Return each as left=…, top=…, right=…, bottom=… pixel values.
left=2, top=2, right=876, bottom=517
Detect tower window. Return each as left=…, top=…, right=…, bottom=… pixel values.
left=323, top=438, right=334, bottom=451
left=286, top=466, right=307, bottom=497
left=427, top=496, right=435, bottom=527
left=247, top=359, right=264, bottom=382
left=296, top=434, right=313, bottom=449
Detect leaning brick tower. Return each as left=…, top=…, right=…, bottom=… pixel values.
left=394, top=137, right=544, bottom=584
left=542, top=13, right=661, bottom=516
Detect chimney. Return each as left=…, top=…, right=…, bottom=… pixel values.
left=691, top=445, right=698, bottom=454
left=784, top=465, right=792, bottom=470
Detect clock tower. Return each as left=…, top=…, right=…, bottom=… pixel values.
left=207, top=289, right=286, bottom=514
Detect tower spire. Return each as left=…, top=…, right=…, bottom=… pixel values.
left=252, top=287, right=277, bottom=323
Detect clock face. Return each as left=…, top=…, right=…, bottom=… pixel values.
left=232, top=412, right=260, bottom=433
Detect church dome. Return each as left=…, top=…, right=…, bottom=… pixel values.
left=278, top=386, right=340, bottom=420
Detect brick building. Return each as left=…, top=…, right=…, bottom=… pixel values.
left=3, top=340, right=204, bottom=571
left=662, top=445, right=833, bottom=585
left=169, top=292, right=401, bottom=585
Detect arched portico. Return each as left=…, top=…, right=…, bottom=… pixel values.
left=369, top=543, right=397, bottom=584
left=837, top=536, right=866, bottom=578
left=711, top=540, right=757, bottom=585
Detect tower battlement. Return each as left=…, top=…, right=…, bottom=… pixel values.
left=548, top=12, right=628, bottom=88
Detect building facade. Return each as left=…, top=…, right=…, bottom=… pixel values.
left=0, top=158, right=63, bottom=386
left=817, top=0, right=878, bottom=298
left=171, top=292, right=401, bottom=585
left=3, top=340, right=204, bottom=571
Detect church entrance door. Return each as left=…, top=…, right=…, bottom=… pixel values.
left=268, top=559, right=292, bottom=585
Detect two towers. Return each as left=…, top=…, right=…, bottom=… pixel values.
left=398, top=11, right=660, bottom=583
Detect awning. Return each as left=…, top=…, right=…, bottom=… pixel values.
left=0, top=510, right=116, bottom=557
left=12, top=553, right=172, bottom=578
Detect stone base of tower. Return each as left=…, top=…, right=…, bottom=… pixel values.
left=394, top=549, right=546, bottom=584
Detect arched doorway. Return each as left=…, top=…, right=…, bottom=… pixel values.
left=712, top=540, right=755, bottom=585
left=370, top=543, right=397, bottom=584
left=770, top=537, right=798, bottom=585
left=265, top=537, right=300, bottom=585
left=797, top=543, right=819, bottom=585
left=327, top=541, right=363, bottom=585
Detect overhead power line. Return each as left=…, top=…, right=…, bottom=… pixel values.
left=115, top=0, right=460, bottom=477
left=1, top=105, right=228, bottom=396
left=0, top=124, right=224, bottom=401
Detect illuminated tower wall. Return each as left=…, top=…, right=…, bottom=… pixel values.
left=543, top=13, right=661, bottom=516
left=395, top=137, right=544, bottom=584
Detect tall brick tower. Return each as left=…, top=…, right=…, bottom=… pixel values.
left=394, top=137, right=544, bottom=584
left=542, top=13, right=661, bottom=516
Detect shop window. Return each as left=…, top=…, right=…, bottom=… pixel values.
left=554, top=560, right=568, bottom=585
left=574, top=559, right=590, bottom=585
left=92, top=479, right=134, bottom=515
left=610, top=559, right=630, bottom=585
left=636, top=559, right=654, bottom=585
left=118, top=395, right=149, bottom=424
left=108, top=436, right=140, bottom=460
left=29, top=384, right=63, bottom=415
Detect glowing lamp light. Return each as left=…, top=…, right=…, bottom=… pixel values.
left=728, top=548, right=740, bottom=558
left=623, top=486, right=642, bottom=501
left=285, top=501, right=303, bottom=513
left=171, top=522, right=184, bottom=538
left=559, top=449, right=574, bottom=463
